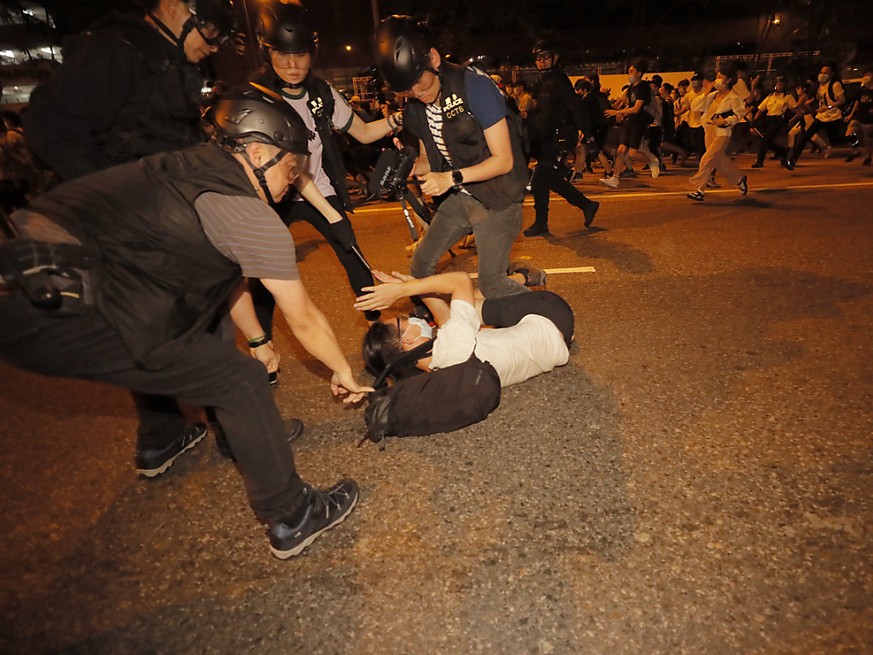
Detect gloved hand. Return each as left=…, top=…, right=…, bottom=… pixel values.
left=329, top=218, right=357, bottom=251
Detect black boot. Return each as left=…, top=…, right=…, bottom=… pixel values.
left=524, top=222, right=550, bottom=237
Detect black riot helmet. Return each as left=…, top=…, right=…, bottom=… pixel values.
left=374, top=15, right=435, bottom=92
left=532, top=39, right=559, bottom=56
left=213, top=83, right=309, bottom=154
left=212, top=83, right=311, bottom=203
left=188, top=0, right=237, bottom=44
left=257, top=0, right=318, bottom=55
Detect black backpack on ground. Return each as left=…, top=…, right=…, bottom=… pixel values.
left=361, top=340, right=501, bottom=447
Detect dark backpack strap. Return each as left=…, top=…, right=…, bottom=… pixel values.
left=303, top=75, right=353, bottom=211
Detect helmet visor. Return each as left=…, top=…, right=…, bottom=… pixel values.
left=195, top=19, right=230, bottom=46
left=283, top=151, right=310, bottom=184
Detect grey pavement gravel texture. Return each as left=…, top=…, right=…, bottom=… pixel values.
left=0, top=153, right=871, bottom=654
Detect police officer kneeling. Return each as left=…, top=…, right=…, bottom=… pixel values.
left=374, top=16, right=529, bottom=300
left=0, top=87, right=369, bottom=560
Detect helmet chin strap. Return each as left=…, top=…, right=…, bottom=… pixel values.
left=176, top=17, right=199, bottom=56
left=240, top=148, right=287, bottom=206
left=148, top=12, right=187, bottom=57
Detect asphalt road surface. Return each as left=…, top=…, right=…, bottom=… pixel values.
left=1, top=151, right=871, bottom=654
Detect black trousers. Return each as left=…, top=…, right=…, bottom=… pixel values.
left=482, top=290, right=575, bottom=347
left=530, top=147, right=596, bottom=228
left=0, top=295, right=305, bottom=524
left=791, top=118, right=843, bottom=161
left=251, top=194, right=376, bottom=339
left=756, top=115, right=788, bottom=163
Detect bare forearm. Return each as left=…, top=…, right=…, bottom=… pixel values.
left=281, top=305, right=351, bottom=377
left=228, top=282, right=266, bottom=340
left=294, top=174, right=343, bottom=224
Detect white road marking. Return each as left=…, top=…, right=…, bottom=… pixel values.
left=352, top=180, right=873, bottom=213
left=470, top=266, right=595, bottom=279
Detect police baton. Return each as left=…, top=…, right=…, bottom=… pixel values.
left=351, top=244, right=372, bottom=271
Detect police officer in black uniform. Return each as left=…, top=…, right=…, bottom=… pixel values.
left=1, top=89, right=365, bottom=559
left=374, top=16, right=530, bottom=300
left=523, top=40, right=599, bottom=237
left=24, top=0, right=235, bottom=181
left=22, top=0, right=240, bottom=477
left=248, top=0, right=402, bottom=331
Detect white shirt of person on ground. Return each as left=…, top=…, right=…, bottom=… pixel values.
left=429, top=299, right=569, bottom=387
left=280, top=84, right=355, bottom=200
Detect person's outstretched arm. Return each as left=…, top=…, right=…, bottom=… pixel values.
left=354, top=271, right=474, bottom=313
left=263, top=277, right=372, bottom=403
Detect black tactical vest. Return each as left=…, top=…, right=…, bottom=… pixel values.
left=27, top=144, right=254, bottom=370
left=404, top=63, right=528, bottom=211
left=251, top=68, right=353, bottom=211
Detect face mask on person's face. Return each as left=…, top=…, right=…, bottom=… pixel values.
left=818, top=73, right=830, bottom=84
left=628, top=74, right=638, bottom=84
left=714, top=79, right=726, bottom=91
left=404, top=316, right=433, bottom=340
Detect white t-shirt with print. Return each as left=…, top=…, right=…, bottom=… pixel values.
left=280, top=83, right=355, bottom=199
left=430, top=299, right=569, bottom=387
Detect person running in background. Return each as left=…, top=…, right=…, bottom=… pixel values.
left=523, top=39, right=599, bottom=236
left=751, top=75, right=795, bottom=168
left=687, top=66, right=748, bottom=202
left=843, top=68, right=873, bottom=165
left=783, top=63, right=847, bottom=170
left=599, top=59, right=661, bottom=189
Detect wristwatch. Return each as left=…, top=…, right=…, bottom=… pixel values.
left=452, top=169, right=464, bottom=187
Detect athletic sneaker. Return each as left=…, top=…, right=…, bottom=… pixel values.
left=599, top=175, right=619, bottom=189
left=266, top=479, right=359, bottom=559
left=648, top=155, right=661, bottom=179
left=135, top=423, right=207, bottom=477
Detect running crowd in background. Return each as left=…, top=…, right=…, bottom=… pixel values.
left=3, top=59, right=872, bottom=214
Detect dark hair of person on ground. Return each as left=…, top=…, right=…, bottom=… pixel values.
left=588, top=72, right=600, bottom=86
left=678, top=78, right=690, bottom=88
left=516, top=80, right=529, bottom=92
left=651, top=74, right=663, bottom=87
left=362, top=320, right=422, bottom=381
left=630, top=58, right=648, bottom=75
left=661, top=82, right=674, bottom=94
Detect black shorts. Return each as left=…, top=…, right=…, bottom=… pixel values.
left=619, top=114, right=649, bottom=150
left=481, top=290, right=574, bottom=347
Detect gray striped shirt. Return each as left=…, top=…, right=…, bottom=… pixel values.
left=195, top=192, right=299, bottom=281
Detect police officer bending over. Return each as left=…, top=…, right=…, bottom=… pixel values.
left=374, top=15, right=529, bottom=300
left=23, top=0, right=237, bottom=469
left=0, top=89, right=369, bottom=559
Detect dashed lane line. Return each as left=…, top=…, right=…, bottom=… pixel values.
left=352, top=180, right=873, bottom=213
left=469, top=266, right=596, bottom=279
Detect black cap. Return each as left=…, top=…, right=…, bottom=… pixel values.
left=212, top=83, right=310, bottom=155
left=257, top=0, right=318, bottom=54
left=374, top=15, right=434, bottom=92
